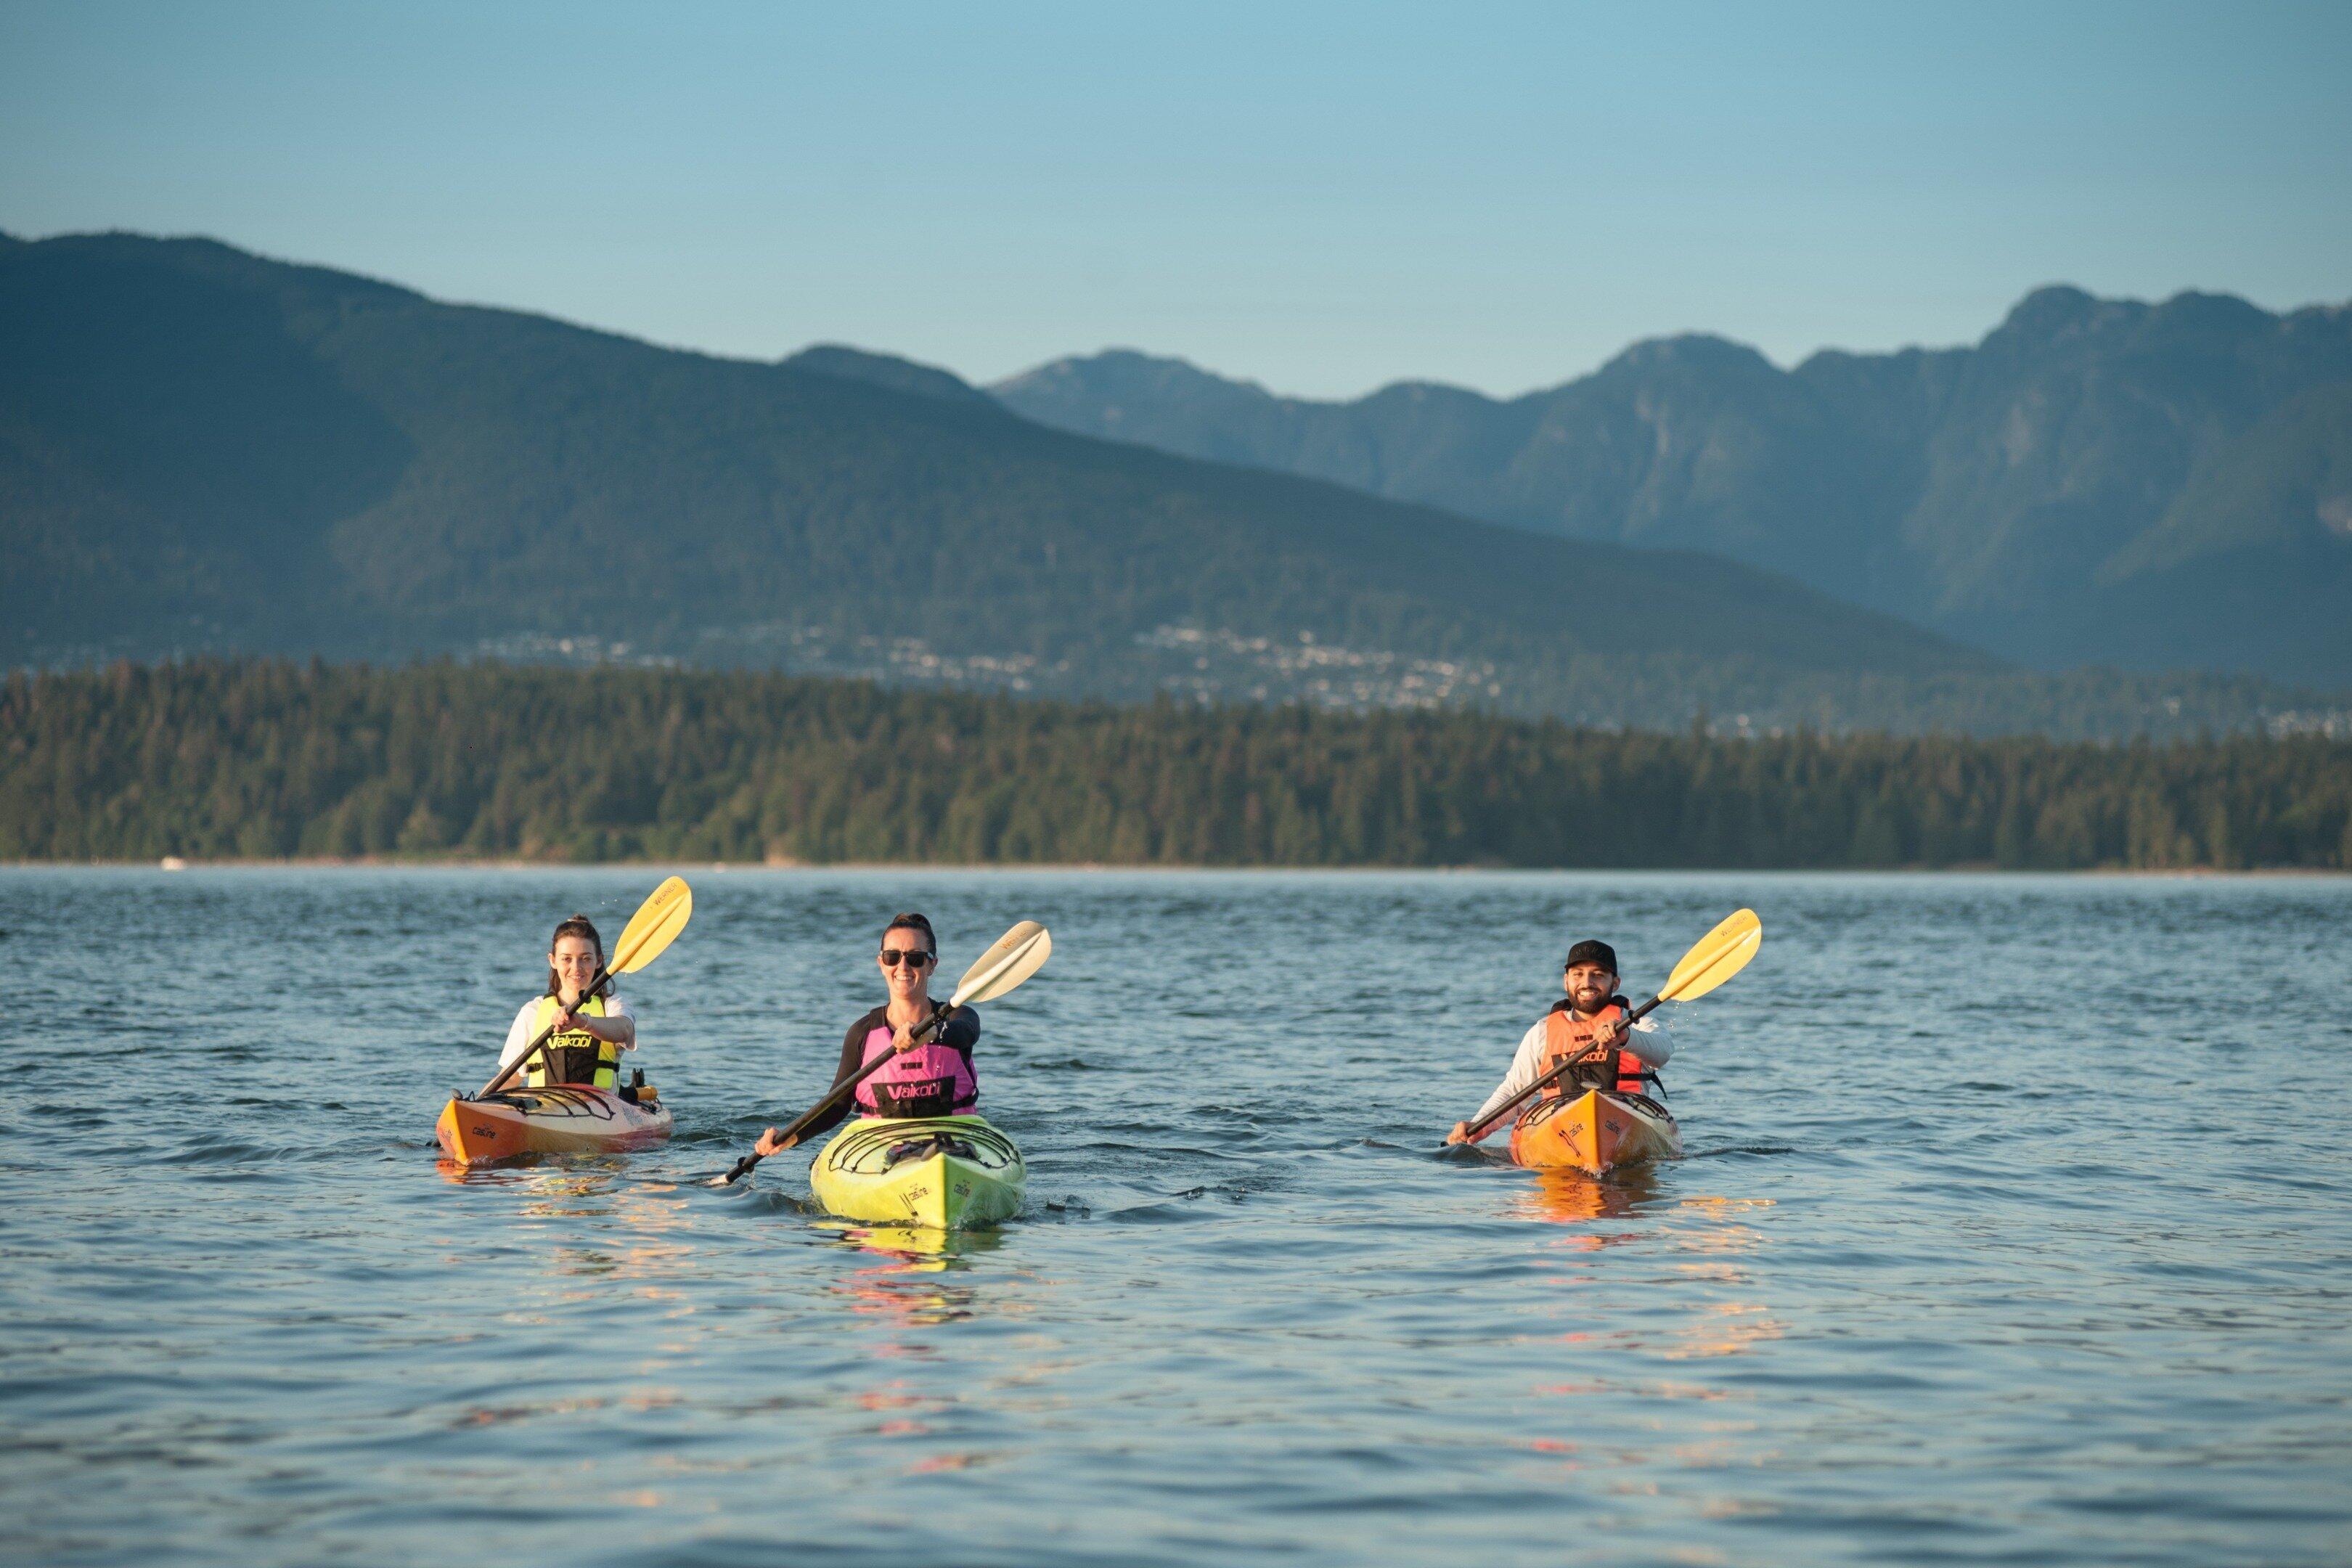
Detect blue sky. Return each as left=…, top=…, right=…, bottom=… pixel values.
left=3, top=1, right=2347, bottom=398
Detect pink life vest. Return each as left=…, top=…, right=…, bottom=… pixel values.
left=852, top=1020, right=979, bottom=1118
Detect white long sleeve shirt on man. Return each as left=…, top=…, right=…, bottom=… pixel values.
left=499, top=993, right=634, bottom=1071
left=1466, top=1010, right=1675, bottom=1138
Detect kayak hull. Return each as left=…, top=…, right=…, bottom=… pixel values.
left=436, top=1085, right=673, bottom=1164
left=1509, top=1088, right=1681, bottom=1176
left=810, top=1114, right=1025, bottom=1229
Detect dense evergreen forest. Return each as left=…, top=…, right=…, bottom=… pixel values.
left=4, top=661, right=2348, bottom=869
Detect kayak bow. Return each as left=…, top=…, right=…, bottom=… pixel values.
left=436, top=1084, right=673, bottom=1164
left=809, top=1114, right=1026, bottom=1228
left=1508, top=1089, right=1681, bottom=1176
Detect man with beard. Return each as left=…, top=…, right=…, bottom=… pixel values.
left=1445, top=938, right=1675, bottom=1146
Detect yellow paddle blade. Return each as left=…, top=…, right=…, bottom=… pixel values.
left=947, top=920, right=1053, bottom=1008
left=1658, top=907, right=1761, bottom=1003
left=611, top=875, right=694, bottom=974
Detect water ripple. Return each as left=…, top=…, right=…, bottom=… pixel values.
left=1, top=867, right=2348, bottom=1567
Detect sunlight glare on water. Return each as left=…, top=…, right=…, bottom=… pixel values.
left=2, top=868, right=2348, bottom=1567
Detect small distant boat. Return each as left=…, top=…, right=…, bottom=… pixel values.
left=159, top=856, right=187, bottom=871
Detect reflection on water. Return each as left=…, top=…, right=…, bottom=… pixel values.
left=822, top=1218, right=1010, bottom=1272
left=1511, top=1161, right=1787, bottom=1362
left=1514, top=1164, right=1664, bottom=1229
left=821, top=1222, right=1024, bottom=1331
left=5, top=867, right=2350, bottom=1568
left=434, top=1151, right=637, bottom=1190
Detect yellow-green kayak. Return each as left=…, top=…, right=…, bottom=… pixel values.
left=809, top=1114, right=1026, bottom=1229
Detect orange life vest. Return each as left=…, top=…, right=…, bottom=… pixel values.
left=1535, top=1001, right=1656, bottom=1099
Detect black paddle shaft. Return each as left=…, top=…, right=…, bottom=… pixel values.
left=1461, top=992, right=1665, bottom=1144
left=719, top=1003, right=950, bottom=1185
left=474, top=967, right=616, bottom=1100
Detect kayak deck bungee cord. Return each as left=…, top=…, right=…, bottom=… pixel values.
left=1508, top=1087, right=1681, bottom=1175
left=1450, top=910, right=1760, bottom=1175
left=712, top=921, right=1053, bottom=1201
left=809, top=1114, right=1026, bottom=1229
left=435, top=1082, right=674, bottom=1164
left=439, top=877, right=694, bottom=1165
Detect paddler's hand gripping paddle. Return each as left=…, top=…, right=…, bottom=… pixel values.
left=712, top=920, right=1052, bottom=1187
left=1453, top=907, right=1762, bottom=1146
left=473, top=876, right=694, bottom=1099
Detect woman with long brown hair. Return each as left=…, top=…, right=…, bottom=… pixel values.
left=496, top=913, right=639, bottom=1088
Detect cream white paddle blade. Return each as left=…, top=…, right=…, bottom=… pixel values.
left=709, top=918, right=1052, bottom=1187
left=611, top=875, right=693, bottom=973
left=1658, top=907, right=1760, bottom=1003
left=948, top=921, right=1052, bottom=1008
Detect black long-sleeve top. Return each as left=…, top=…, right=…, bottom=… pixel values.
left=797, top=1003, right=981, bottom=1138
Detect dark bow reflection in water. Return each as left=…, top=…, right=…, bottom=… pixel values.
left=4, top=867, right=2348, bottom=1567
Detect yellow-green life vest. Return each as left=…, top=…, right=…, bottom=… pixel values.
left=526, top=993, right=618, bottom=1088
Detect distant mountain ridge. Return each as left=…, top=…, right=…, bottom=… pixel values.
left=993, top=288, right=2352, bottom=685
left=2, top=229, right=1992, bottom=729
left=783, top=343, right=995, bottom=407
left=1, top=230, right=2340, bottom=739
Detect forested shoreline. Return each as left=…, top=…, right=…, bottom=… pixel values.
left=4, top=660, right=2348, bottom=869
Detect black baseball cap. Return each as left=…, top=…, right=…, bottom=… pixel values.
left=1564, top=939, right=1619, bottom=973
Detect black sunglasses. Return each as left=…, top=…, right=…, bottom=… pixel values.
left=878, top=947, right=935, bottom=968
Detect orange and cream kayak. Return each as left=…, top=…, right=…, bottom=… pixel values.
left=1509, top=1088, right=1681, bottom=1176
left=435, top=1085, right=672, bottom=1164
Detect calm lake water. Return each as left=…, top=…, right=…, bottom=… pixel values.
left=4, top=867, right=2348, bottom=1567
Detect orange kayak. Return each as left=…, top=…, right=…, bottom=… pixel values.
left=1509, top=1088, right=1681, bottom=1175
left=435, top=1085, right=673, bottom=1164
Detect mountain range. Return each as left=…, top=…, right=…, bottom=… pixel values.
left=995, top=290, right=2352, bottom=686
left=2, top=230, right=2343, bottom=738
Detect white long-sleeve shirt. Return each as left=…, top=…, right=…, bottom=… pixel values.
left=1467, top=1010, right=1675, bottom=1138
left=499, top=993, right=635, bottom=1070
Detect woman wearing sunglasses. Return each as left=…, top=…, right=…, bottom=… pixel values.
left=751, top=911, right=980, bottom=1157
